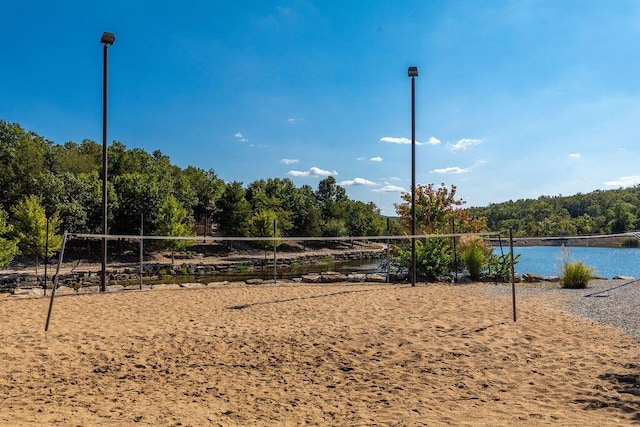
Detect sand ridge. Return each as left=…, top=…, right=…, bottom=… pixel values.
left=1, top=282, right=639, bottom=426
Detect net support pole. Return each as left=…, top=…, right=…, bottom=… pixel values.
left=452, top=218, right=458, bottom=283
left=273, top=219, right=277, bottom=283
left=45, top=231, right=68, bottom=332
left=44, top=217, right=49, bottom=296
left=386, top=217, right=390, bottom=283
left=509, top=228, right=517, bottom=322
left=410, top=73, right=417, bottom=287
left=139, top=213, right=143, bottom=290
left=101, top=38, right=110, bottom=294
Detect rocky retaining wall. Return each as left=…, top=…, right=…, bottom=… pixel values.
left=1, top=249, right=386, bottom=292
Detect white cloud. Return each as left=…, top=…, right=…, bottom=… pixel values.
left=373, top=185, right=406, bottom=193
left=310, top=166, right=337, bottom=176
left=287, top=118, right=295, bottom=123
left=234, top=132, right=248, bottom=142
left=380, top=136, right=440, bottom=146
left=280, top=158, right=299, bottom=165
left=380, top=136, right=410, bottom=144
left=340, top=177, right=376, bottom=186
left=288, top=170, right=309, bottom=177
left=569, top=153, right=581, bottom=158
left=448, top=138, right=481, bottom=151
left=288, top=166, right=337, bottom=177
left=430, top=166, right=471, bottom=174
left=603, top=175, right=640, bottom=188
left=370, top=156, right=383, bottom=162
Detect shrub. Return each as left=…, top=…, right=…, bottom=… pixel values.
left=486, top=252, right=521, bottom=282
left=234, top=264, right=250, bottom=274
left=392, top=238, right=453, bottom=282
left=458, top=236, right=492, bottom=281
left=559, top=245, right=594, bottom=289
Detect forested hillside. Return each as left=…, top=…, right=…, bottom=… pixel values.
left=0, top=120, right=388, bottom=265
left=468, top=188, right=640, bottom=236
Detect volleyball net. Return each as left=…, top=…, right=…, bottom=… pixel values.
left=42, top=229, right=640, bottom=331
left=42, top=229, right=527, bottom=332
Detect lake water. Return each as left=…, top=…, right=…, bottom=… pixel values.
left=142, top=247, right=640, bottom=284
left=495, top=246, right=640, bottom=278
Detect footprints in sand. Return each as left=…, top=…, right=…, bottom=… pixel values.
left=0, top=284, right=638, bottom=425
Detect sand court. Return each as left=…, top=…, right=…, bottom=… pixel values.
left=1, top=282, right=639, bottom=425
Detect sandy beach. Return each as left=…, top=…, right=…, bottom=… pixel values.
left=1, top=282, right=639, bottom=426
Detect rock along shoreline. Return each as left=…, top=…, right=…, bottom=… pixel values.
left=1, top=248, right=389, bottom=293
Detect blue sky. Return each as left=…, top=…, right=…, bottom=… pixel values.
left=2, top=1, right=640, bottom=216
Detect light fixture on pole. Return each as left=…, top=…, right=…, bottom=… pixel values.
left=100, top=31, right=115, bottom=293
left=408, top=66, right=418, bottom=287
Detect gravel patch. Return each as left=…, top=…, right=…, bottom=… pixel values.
left=486, top=278, right=640, bottom=342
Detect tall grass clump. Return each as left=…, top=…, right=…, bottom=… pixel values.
left=559, top=245, right=594, bottom=289
left=458, top=236, right=492, bottom=281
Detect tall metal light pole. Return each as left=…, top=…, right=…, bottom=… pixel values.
left=408, top=66, right=418, bottom=287
left=100, top=31, right=115, bottom=293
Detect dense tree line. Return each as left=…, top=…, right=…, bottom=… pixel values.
left=468, top=188, right=640, bottom=236
left=0, top=120, right=387, bottom=266
left=3, top=118, right=637, bottom=272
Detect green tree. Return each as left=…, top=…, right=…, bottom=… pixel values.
left=34, top=171, right=64, bottom=217
left=54, top=139, right=102, bottom=175
left=250, top=210, right=281, bottom=250
left=168, top=173, right=198, bottom=219
left=387, top=217, right=405, bottom=235
left=214, top=181, right=251, bottom=237
left=290, top=185, right=322, bottom=238
left=54, top=172, right=104, bottom=234
left=250, top=178, right=306, bottom=231
left=574, top=213, right=596, bottom=235
left=112, top=173, right=161, bottom=235
left=322, top=218, right=348, bottom=238
left=182, top=166, right=225, bottom=228
left=345, top=200, right=385, bottom=237
left=156, top=195, right=195, bottom=266
left=11, top=195, right=62, bottom=273
left=0, top=208, right=18, bottom=268
left=607, top=201, right=637, bottom=233
left=0, top=121, right=52, bottom=211
left=316, top=176, right=348, bottom=230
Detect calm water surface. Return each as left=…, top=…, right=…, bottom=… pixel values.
left=152, top=247, right=640, bottom=283
left=499, top=246, right=640, bottom=278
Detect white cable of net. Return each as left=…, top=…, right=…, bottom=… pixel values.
left=69, top=231, right=500, bottom=242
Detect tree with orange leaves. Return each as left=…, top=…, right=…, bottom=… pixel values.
left=391, top=183, right=487, bottom=282
left=394, top=183, right=485, bottom=234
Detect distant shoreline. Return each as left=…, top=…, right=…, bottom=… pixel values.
left=491, top=234, right=638, bottom=248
